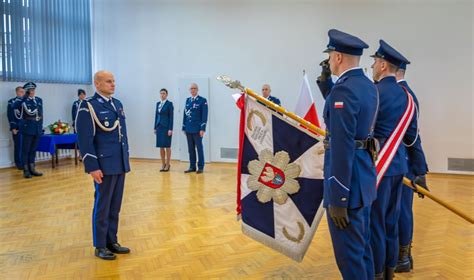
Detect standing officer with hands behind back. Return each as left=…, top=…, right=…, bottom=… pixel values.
left=182, top=83, right=208, bottom=174
left=76, top=70, right=131, bottom=260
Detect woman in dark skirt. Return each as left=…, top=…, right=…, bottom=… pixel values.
left=154, top=88, right=174, bottom=171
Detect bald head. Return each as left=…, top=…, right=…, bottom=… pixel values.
left=94, top=70, right=115, bottom=96
left=189, top=83, right=199, bottom=97
left=262, top=84, right=271, bottom=98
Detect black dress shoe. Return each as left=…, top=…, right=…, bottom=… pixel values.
left=23, top=168, right=32, bottom=179
left=95, top=248, right=116, bottom=260
left=17, top=166, right=24, bottom=171
left=29, top=164, right=43, bottom=176
left=196, top=169, right=204, bottom=174
left=107, top=243, right=130, bottom=254
left=184, top=169, right=196, bottom=173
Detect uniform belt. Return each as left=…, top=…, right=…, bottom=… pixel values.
left=24, top=116, right=42, bottom=121
left=324, top=139, right=368, bottom=150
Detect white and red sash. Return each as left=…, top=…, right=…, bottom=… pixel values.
left=375, top=86, right=415, bottom=187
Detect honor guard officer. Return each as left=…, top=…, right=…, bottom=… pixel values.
left=321, top=29, right=378, bottom=280
left=395, top=63, right=429, bottom=273
left=7, top=86, right=25, bottom=170
left=76, top=71, right=131, bottom=260
left=261, top=84, right=281, bottom=105
left=72, top=89, right=87, bottom=131
left=370, top=40, right=426, bottom=280
left=182, top=83, right=208, bottom=174
left=13, top=82, right=44, bottom=178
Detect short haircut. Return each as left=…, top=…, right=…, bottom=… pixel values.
left=78, top=89, right=86, bottom=96
left=160, top=88, right=168, bottom=94
left=15, top=86, right=23, bottom=92
left=385, top=60, right=399, bottom=73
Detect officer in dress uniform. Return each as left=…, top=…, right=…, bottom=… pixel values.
left=395, top=63, right=429, bottom=273
left=261, top=84, right=281, bottom=105
left=72, top=89, right=87, bottom=131
left=182, top=83, right=208, bottom=174
left=320, top=29, right=378, bottom=280
left=75, top=71, right=131, bottom=260
left=370, top=40, right=427, bottom=280
left=154, top=88, right=174, bottom=172
left=7, top=86, right=25, bottom=170
left=13, top=82, right=44, bottom=178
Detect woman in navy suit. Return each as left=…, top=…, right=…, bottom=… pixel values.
left=154, top=88, right=174, bottom=171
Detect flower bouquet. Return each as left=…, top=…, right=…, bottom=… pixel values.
left=48, top=120, right=71, bottom=134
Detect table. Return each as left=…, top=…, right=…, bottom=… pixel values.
left=37, top=133, right=78, bottom=168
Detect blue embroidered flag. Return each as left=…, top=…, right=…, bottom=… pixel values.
left=237, top=96, right=325, bottom=262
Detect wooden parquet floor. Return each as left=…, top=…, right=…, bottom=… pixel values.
left=0, top=159, right=472, bottom=280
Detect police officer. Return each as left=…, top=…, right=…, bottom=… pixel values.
left=395, top=63, right=429, bottom=273
left=261, top=84, right=281, bottom=105
left=7, top=86, right=25, bottom=170
left=321, top=29, right=378, bottom=280
left=182, top=83, right=208, bottom=174
left=72, top=89, right=87, bottom=130
left=370, top=40, right=426, bottom=280
left=76, top=70, right=131, bottom=260
left=13, top=82, right=44, bottom=178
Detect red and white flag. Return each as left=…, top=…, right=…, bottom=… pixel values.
left=294, top=73, right=321, bottom=128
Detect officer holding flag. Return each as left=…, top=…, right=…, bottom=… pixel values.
left=370, top=40, right=428, bottom=280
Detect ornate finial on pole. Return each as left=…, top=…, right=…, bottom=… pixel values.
left=217, top=75, right=245, bottom=91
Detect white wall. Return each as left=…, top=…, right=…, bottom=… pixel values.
left=0, top=82, right=93, bottom=168
left=92, top=0, right=473, bottom=174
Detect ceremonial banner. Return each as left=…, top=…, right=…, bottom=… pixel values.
left=237, top=95, right=325, bottom=262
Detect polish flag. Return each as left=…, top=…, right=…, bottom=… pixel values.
left=294, top=73, right=321, bottom=129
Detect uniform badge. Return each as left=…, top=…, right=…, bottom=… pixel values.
left=98, top=98, right=104, bottom=103
left=334, top=102, right=344, bottom=109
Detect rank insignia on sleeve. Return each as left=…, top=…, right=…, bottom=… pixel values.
left=334, top=102, right=344, bottom=109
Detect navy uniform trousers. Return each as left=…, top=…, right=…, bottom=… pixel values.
left=93, top=174, right=125, bottom=248
left=327, top=206, right=374, bottom=280
left=12, top=133, right=23, bottom=168
left=22, top=133, right=41, bottom=166
left=371, top=175, right=404, bottom=273
left=398, top=172, right=415, bottom=246
left=186, top=133, right=204, bottom=170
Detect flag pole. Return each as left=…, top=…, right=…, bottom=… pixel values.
left=402, top=177, right=473, bottom=224
left=217, top=75, right=474, bottom=224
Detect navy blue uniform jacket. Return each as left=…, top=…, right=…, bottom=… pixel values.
left=76, top=93, right=130, bottom=175
left=323, top=68, right=378, bottom=209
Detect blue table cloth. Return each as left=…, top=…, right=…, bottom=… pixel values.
left=37, top=133, right=78, bottom=154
